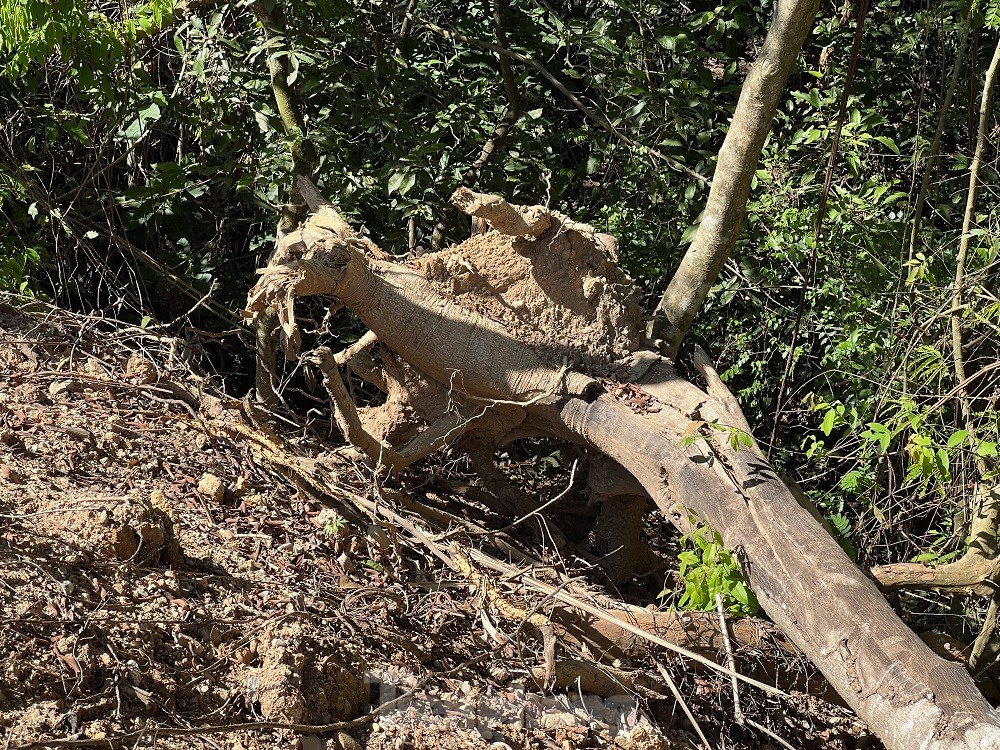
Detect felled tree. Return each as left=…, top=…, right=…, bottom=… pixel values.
left=240, top=0, right=1000, bottom=744
left=247, top=183, right=1000, bottom=750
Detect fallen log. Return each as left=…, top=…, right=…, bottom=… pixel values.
left=246, top=186, right=1000, bottom=750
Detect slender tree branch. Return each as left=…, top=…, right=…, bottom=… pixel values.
left=396, top=0, right=421, bottom=53
left=952, top=34, right=1000, bottom=428
left=649, top=0, right=821, bottom=357
left=253, top=0, right=318, bottom=203
left=907, top=1, right=974, bottom=265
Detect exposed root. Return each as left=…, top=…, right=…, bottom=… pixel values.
left=450, top=186, right=552, bottom=237
left=872, top=486, right=1000, bottom=597
left=306, top=346, right=409, bottom=472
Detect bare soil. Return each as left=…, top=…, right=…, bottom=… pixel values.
left=0, top=299, right=869, bottom=750
left=413, top=217, right=641, bottom=373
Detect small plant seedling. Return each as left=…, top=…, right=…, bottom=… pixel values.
left=663, top=523, right=760, bottom=617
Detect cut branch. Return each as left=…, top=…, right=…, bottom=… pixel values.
left=450, top=187, right=551, bottom=237
left=872, top=486, right=1000, bottom=598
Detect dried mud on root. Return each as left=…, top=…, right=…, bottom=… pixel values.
left=411, top=211, right=641, bottom=374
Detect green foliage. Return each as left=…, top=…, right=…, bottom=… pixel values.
left=323, top=513, right=349, bottom=538
left=0, top=0, right=177, bottom=77
left=680, top=419, right=755, bottom=451
left=0, top=0, right=91, bottom=76
left=667, top=524, right=759, bottom=617
left=986, top=0, right=1000, bottom=30
left=827, top=512, right=858, bottom=560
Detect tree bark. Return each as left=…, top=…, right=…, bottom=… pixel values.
left=252, top=0, right=320, bottom=408
left=247, top=194, right=1000, bottom=750
left=649, top=0, right=820, bottom=357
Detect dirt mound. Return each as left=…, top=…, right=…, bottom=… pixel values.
left=413, top=213, right=641, bottom=373
left=241, top=619, right=368, bottom=724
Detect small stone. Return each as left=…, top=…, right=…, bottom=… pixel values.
left=541, top=712, right=574, bottom=730
left=149, top=488, right=173, bottom=516
left=366, top=524, right=391, bottom=551
left=125, top=353, right=158, bottom=384
left=581, top=275, right=604, bottom=300
left=197, top=473, right=226, bottom=502
left=333, top=730, right=363, bottom=750
left=48, top=380, right=77, bottom=398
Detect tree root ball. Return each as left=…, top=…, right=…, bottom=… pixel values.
left=412, top=211, right=641, bottom=374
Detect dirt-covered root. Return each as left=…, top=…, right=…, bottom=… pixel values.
left=409, top=189, right=642, bottom=374
left=240, top=620, right=368, bottom=724
left=21, top=489, right=182, bottom=566
left=450, top=187, right=553, bottom=237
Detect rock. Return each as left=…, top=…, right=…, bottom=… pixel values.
left=333, top=731, right=364, bottom=750
left=197, top=472, right=226, bottom=502
left=48, top=379, right=78, bottom=398
left=541, top=712, right=575, bottom=730
left=125, top=353, right=158, bottom=384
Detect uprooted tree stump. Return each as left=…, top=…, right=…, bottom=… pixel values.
left=246, top=183, right=1000, bottom=750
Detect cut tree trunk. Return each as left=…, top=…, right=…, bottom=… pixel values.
left=247, top=186, right=1000, bottom=750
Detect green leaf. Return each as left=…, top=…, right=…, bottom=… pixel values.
left=821, top=407, right=837, bottom=436
left=388, top=170, right=416, bottom=196
left=873, top=135, right=900, bottom=154
left=935, top=448, right=950, bottom=480
left=861, top=422, right=892, bottom=454
left=679, top=220, right=700, bottom=244
left=123, top=101, right=161, bottom=139
left=946, top=430, right=969, bottom=448
left=976, top=441, right=998, bottom=458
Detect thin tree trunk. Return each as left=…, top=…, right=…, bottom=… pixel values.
left=952, top=35, right=1000, bottom=427
left=252, top=0, right=320, bottom=407
left=649, top=0, right=820, bottom=357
